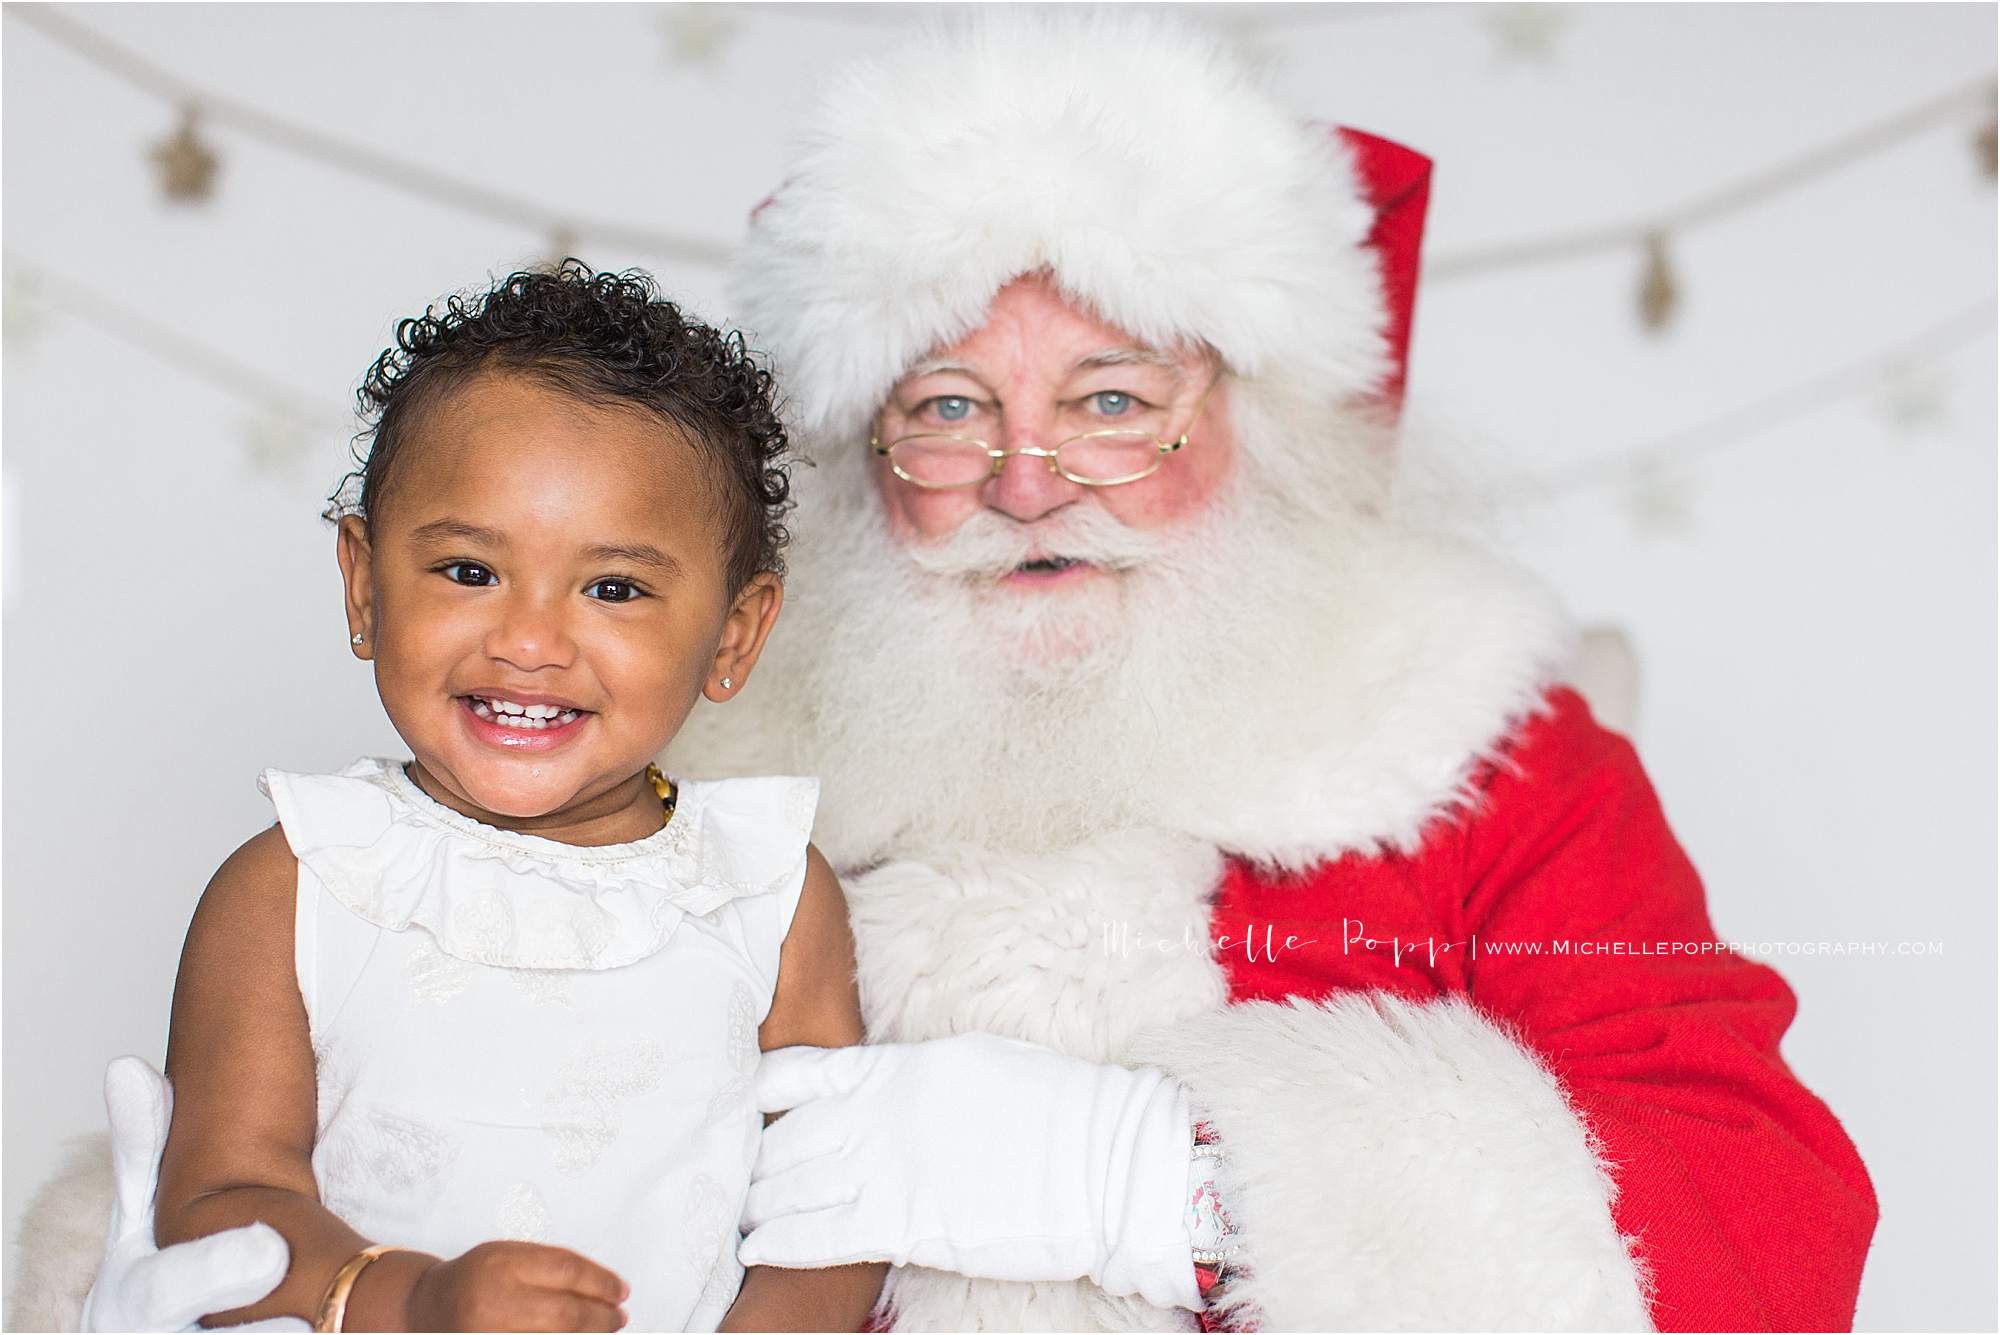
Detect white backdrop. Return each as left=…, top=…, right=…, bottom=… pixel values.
left=3, top=4, right=1994, bottom=1329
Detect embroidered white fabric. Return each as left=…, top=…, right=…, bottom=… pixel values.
left=258, top=759, right=819, bottom=1332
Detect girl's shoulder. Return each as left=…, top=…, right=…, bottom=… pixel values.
left=257, top=760, right=822, bottom=970
left=180, top=821, right=301, bottom=977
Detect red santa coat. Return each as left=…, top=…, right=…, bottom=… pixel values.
left=803, top=526, right=1879, bottom=1333
left=1202, top=685, right=1877, bottom=1331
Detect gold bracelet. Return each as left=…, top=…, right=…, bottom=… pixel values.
left=315, top=1243, right=411, bottom=1333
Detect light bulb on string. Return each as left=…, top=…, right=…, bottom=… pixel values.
left=150, top=105, right=219, bottom=203
left=1625, top=458, right=1697, bottom=537
left=2, top=266, right=48, bottom=352
left=545, top=226, right=581, bottom=271
left=1482, top=4, right=1570, bottom=66
left=1879, top=358, right=1953, bottom=434
left=1638, top=233, right=1679, bottom=334
left=240, top=409, right=317, bottom=477
left=658, top=4, right=739, bottom=72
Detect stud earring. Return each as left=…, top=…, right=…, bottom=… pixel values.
left=720, top=676, right=733, bottom=691
left=351, top=632, right=365, bottom=646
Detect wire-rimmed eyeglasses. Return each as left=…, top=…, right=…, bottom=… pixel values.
left=870, top=371, right=1223, bottom=489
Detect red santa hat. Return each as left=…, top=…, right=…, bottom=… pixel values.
left=731, top=9, right=1431, bottom=443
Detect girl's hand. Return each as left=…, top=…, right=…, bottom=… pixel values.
left=402, top=1242, right=629, bottom=1332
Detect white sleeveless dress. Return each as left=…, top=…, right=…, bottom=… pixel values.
left=258, top=758, right=820, bottom=1333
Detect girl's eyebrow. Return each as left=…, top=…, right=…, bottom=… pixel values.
left=407, top=521, right=682, bottom=581
left=409, top=519, right=506, bottom=548
left=584, top=542, right=684, bottom=581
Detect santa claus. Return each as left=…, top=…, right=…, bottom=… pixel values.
left=11, top=11, right=1875, bottom=1333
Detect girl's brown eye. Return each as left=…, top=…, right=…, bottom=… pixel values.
left=441, top=562, right=496, bottom=587
left=586, top=579, right=645, bottom=603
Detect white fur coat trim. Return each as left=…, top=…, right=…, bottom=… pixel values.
left=1128, top=995, right=1658, bottom=1332
left=1163, top=533, right=1577, bottom=873
left=839, top=837, right=1654, bottom=1332
left=847, top=833, right=1226, bottom=1330
left=731, top=9, right=1390, bottom=439
left=5, top=1135, right=114, bottom=1333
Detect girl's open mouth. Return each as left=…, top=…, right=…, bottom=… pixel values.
left=458, top=695, right=593, bottom=750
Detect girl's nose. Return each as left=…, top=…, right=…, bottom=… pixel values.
left=485, top=595, right=578, bottom=673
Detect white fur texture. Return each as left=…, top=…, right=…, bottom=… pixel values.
left=6, top=1134, right=113, bottom=1333
left=731, top=9, right=1388, bottom=441
left=671, top=457, right=1579, bottom=877
left=1127, top=995, right=1657, bottom=1332
left=845, top=832, right=1228, bottom=1330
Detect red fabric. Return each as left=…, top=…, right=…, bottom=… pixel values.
left=1331, top=126, right=1432, bottom=413
left=1207, top=686, right=1878, bottom=1332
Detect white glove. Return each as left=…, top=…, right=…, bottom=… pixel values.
left=80, top=1057, right=303, bottom=1332
left=740, top=1033, right=1201, bottom=1310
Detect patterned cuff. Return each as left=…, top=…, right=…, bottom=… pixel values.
left=1188, top=1119, right=1240, bottom=1299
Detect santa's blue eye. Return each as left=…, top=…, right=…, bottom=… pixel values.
left=1091, top=392, right=1136, bottom=416
left=931, top=396, right=973, bottom=422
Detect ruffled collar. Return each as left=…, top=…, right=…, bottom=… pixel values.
left=376, top=759, right=685, bottom=866
left=262, top=758, right=820, bottom=970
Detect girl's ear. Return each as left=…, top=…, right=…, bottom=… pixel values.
left=335, top=516, right=376, bottom=660
left=706, top=574, right=784, bottom=703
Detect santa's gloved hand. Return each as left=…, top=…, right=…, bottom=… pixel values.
left=81, top=1057, right=302, bottom=1332
left=740, top=1033, right=1200, bottom=1309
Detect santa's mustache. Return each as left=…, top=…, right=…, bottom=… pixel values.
left=897, top=504, right=1182, bottom=581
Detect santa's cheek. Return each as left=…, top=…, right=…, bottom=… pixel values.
left=881, top=485, right=981, bottom=542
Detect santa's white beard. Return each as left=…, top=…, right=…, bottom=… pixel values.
left=686, top=434, right=1388, bottom=865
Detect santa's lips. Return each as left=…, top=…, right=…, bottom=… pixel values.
left=1004, top=556, right=1095, bottom=585
left=457, top=695, right=592, bottom=750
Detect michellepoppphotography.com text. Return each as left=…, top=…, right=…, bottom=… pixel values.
left=1097, top=919, right=1945, bottom=967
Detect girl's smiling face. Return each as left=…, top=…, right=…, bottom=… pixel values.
left=336, top=372, right=781, bottom=838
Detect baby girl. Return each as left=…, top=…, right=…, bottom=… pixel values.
left=151, top=263, right=884, bottom=1331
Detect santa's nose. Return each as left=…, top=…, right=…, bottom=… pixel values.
left=981, top=449, right=1079, bottom=524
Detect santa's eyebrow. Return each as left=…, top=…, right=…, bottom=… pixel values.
left=900, top=358, right=980, bottom=380
left=1073, top=347, right=1178, bottom=370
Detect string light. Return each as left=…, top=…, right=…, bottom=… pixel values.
left=7, top=5, right=1986, bottom=297
left=1624, top=459, right=1698, bottom=538
left=1878, top=359, right=1954, bottom=433
left=1637, top=233, right=1678, bottom=334
left=2, top=265, right=49, bottom=352
left=3, top=8, right=1990, bottom=510
left=3, top=6, right=731, bottom=269
left=658, top=4, right=741, bottom=70
left=149, top=105, right=219, bottom=202
left=3, top=257, right=348, bottom=465
left=1480, top=298, right=1996, bottom=516
left=1427, top=71, right=1996, bottom=287
left=1482, top=4, right=1570, bottom=66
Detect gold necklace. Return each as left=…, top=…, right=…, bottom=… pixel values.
left=645, top=762, right=678, bottom=823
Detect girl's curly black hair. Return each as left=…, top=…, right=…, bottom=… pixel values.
left=330, top=261, right=792, bottom=591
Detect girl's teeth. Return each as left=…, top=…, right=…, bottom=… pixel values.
left=467, top=697, right=580, bottom=728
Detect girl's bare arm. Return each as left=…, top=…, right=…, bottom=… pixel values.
left=155, top=827, right=624, bottom=1331
left=154, top=825, right=436, bottom=1326
left=720, top=846, right=888, bottom=1332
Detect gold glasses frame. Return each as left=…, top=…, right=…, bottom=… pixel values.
left=870, top=370, right=1224, bottom=490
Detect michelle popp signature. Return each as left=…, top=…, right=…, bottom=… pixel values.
left=1099, top=918, right=1476, bottom=966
